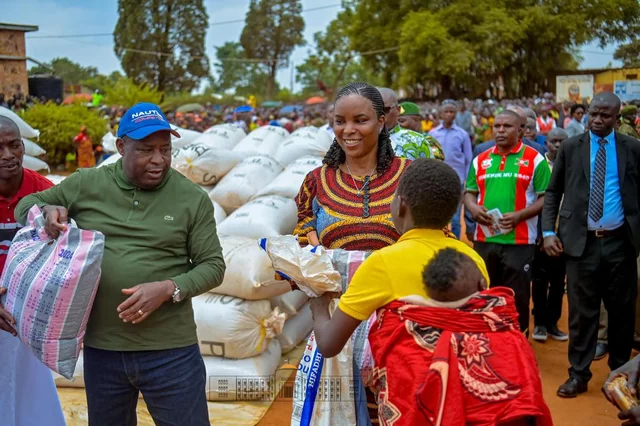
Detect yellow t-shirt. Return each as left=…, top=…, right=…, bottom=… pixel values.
left=338, top=228, right=490, bottom=321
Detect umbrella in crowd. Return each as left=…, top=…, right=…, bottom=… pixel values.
left=305, top=96, right=326, bottom=105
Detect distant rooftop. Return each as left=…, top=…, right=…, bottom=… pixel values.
left=0, top=23, right=38, bottom=33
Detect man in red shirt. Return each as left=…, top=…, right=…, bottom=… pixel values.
left=0, top=116, right=65, bottom=426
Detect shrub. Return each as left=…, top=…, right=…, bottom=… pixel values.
left=21, top=103, right=107, bottom=165
left=104, top=78, right=163, bottom=108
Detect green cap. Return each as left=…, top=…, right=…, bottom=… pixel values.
left=622, top=105, right=638, bottom=117
left=400, top=102, right=421, bottom=116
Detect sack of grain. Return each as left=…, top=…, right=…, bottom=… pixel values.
left=232, top=126, right=288, bottom=157
left=0, top=106, right=39, bottom=139
left=170, top=124, right=202, bottom=149
left=53, top=351, right=85, bottom=388
left=46, top=175, right=67, bottom=185
left=270, top=291, right=309, bottom=316
left=217, top=196, right=297, bottom=240
left=277, top=302, right=312, bottom=354
left=172, top=144, right=244, bottom=186
left=274, top=127, right=332, bottom=166
left=203, top=340, right=281, bottom=401
left=192, top=293, right=286, bottom=359
left=210, top=156, right=283, bottom=214
left=23, top=155, right=49, bottom=172
left=22, top=138, right=45, bottom=157
left=197, top=124, right=246, bottom=150
left=212, top=199, right=227, bottom=225
left=97, top=153, right=121, bottom=168
left=255, top=156, right=322, bottom=199
left=101, top=132, right=117, bottom=153
left=212, top=236, right=290, bottom=300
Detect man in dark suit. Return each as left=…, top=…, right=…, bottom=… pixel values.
left=542, top=92, right=640, bottom=398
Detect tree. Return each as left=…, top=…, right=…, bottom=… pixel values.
left=29, top=57, right=98, bottom=85
left=82, top=71, right=126, bottom=92
left=240, top=0, right=305, bottom=98
left=295, top=9, right=382, bottom=99
left=114, top=0, right=210, bottom=93
left=346, top=0, right=640, bottom=98
left=614, top=39, right=640, bottom=68
left=212, top=42, right=252, bottom=92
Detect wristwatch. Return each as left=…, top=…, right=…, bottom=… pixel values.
left=171, top=280, right=182, bottom=303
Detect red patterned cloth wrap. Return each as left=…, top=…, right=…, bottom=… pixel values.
left=368, top=287, right=553, bottom=426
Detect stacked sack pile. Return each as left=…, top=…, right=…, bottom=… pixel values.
left=55, top=124, right=334, bottom=402
left=0, top=107, right=50, bottom=172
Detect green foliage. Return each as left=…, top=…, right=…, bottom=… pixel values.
left=29, top=57, right=98, bottom=85
left=240, top=0, right=305, bottom=97
left=114, top=0, right=210, bottom=93
left=21, top=104, right=107, bottom=165
left=160, top=93, right=222, bottom=112
left=346, top=0, right=640, bottom=97
left=295, top=8, right=382, bottom=100
left=213, top=42, right=252, bottom=92
left=82, top=71, right=125, bottom=92
left=614, top=39, right=640, bottom=68
left=103, top=78, right=163, bottom=108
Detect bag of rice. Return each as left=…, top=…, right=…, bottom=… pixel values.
left=232, top=126, right=288, bottom=157
left=212, top=236, right=291, bottom=300
left=197, top=124, right=246, bottom=149
left=274, top=127, right=332, bottom=166
left=53, top=351, right=85, bottom=388
left=22, top=138, right=46, bottom=157
left=255, top=156, right=322, bottom=199
left=217, top=196, right=297, bottom=240
left=203, top=340, right=281, bottom=401
left=209, top=156, right=283, bottom=213
left=0, top=205, right=104, bottom=379
left=270, top=290, right=309, bottom=316
left=97, top=153, right=121, bottom=168
left=192, top=293, right=286, bottom=359
left=0, top=106, right=39, bottom=139
left=101, top=132, right=118, bottom=153
left=170, top=124, right=202, bottom=149
left=277, top=302, right=312, bottom=354
left=172, top=143, right=244, bottom=185
left=23, top=155, right=49, bottom=172
left=45, top=175, right=67, bottom=186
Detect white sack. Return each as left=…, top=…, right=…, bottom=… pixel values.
left=212, top=199, right=227, bottom=225
left=53, top=352, right=84, bottom=388
left=216, top=196, right=297, bottom=240
left=277, top=302, right=313, bottom=354
left=274, top=127, right=332, bottom=166
left=23, top=155, right=49, bottom=172
left=172, top=144, right=243, bottom=185
left=192, top=293, right=286, bottom=359
left=212, top=236, right=290, bottom=300
left=170, top=124, right=202, bottom=149
left=0, top=106, right=39, bottom=139
left=97, top=153, right=121, bottom=168
left=203, top=340, right=281, bottom=401
left=45, top=175, right=66, bottom=185
left=232, top=126, right=288, bottom=157
left=101, top=132, right=117, bottom=153
left=210, top=156, right=283, bottom=214
left=255, top=156, right=322, bottom=199
left=197, top=124, right=246, bottom=149
left=22, top=138, right=45, bottom=157
left=270, top=291, right=309, bottom=316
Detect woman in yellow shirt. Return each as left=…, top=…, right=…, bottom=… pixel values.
left=310, top=158, right=488, bottom=351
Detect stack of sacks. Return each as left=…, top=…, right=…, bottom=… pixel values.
left=101, top=132, right=118, bottom=154
left=172, top=144, right=244, bottom=186
left=0, top=106, right=48, bottom=171
left=170, top=124, right=202, bottom=149
left=232, top=125, right=288, bottom=157
left=194, top=235, right=291, bottom=401
left=196, top=124, right=246, bottom=150
left=273, top=127, right=332, bottom=166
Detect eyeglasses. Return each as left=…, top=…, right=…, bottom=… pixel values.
left=383, top=104, right=398, bottom=114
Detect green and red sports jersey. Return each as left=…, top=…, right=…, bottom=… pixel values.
left=466, top=141, right=551, bottom=245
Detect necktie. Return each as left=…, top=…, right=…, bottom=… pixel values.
left=588, top=138, right=607, bottom=222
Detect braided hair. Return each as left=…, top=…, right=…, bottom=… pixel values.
left=323, top=82, right=396, bottom=174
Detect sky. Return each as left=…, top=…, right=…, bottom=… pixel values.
left=4, top=0, right=623, bottom=94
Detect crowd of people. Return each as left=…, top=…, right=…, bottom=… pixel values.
left=0, top=80, right=640, bottom=426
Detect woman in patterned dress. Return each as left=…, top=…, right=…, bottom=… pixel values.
left=294, top=82, right=410, bottom=425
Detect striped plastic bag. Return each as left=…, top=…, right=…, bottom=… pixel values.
left=0, top=205, right=104, bottom=379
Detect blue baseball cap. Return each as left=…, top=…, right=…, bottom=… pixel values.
left=117, top=102, right=181, bottom=140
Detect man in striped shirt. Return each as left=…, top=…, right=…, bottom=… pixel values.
left=464, top=110, right=551, bottom=334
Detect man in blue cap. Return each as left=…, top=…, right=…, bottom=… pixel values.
left=16, top=102, right=226, bottom=426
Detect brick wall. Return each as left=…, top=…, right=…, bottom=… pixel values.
left=0, top=29, right=29, bottom=97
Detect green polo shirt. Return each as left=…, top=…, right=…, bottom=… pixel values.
left=15, top=160, right=226, bottom=351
